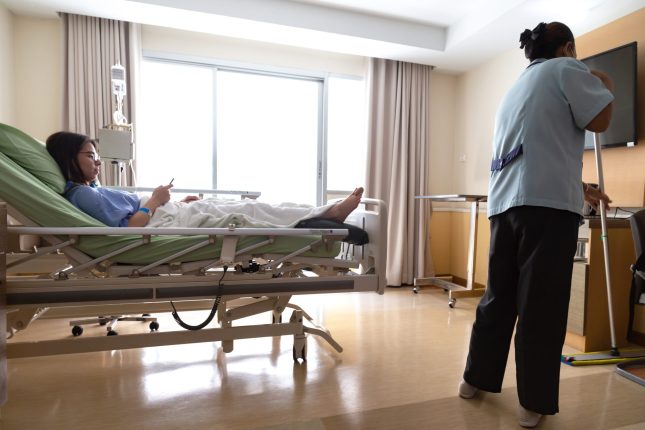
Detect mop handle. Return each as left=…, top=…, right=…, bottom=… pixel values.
left=593, top=132, right=619, bottom=353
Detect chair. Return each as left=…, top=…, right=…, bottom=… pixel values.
left=628, top=208, right=645, bottom=340
left=69, top=314, right=159, bottom=337
left=615, top=209, right=645, bottom=385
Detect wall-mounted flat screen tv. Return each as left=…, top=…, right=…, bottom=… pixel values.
left=582, top=41, right=638, bottom=149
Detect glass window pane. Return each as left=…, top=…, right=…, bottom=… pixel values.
left=137, top=61, right=214, bottom=189
left=216, top=71, right=320, bottom=206
left=137, top=59, right=367, bottom=206
left=326, top=77, right=367, bottom=198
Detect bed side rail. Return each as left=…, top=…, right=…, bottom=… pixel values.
left=7, top=226, right=349, bottom=278
left=108, top=187, right=260, bottom=200
left=344, top=198, right=388, bottom=294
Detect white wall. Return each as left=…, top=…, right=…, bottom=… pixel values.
left=13, top=16, right=62, bottom=141
left=452, top=49, right=527, bottom=194
left=0, top=4, right=14, bottom=125
left=427, top=72, right=457, bottom=194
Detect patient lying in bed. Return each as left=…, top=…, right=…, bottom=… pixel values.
left=46, top=131, right=365, bottom=233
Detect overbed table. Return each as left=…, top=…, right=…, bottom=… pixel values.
left=414, top=194, right=487, bottom=307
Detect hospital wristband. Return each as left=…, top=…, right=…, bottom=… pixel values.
left=138, top=207, right=151, bottom=217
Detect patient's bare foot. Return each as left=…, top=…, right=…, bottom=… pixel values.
left=324, top=187, right=364, bottom=222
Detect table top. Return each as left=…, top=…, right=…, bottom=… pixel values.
left=415, top=194, right=487, bottom=202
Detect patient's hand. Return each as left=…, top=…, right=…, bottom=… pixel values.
left=148, top=184, right=173, bottom=208
left=181, top=195, right=200, bottom=203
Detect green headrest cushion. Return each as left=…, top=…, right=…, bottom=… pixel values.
left=0, top=123, right=66, bottom=193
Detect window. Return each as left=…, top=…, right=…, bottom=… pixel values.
left=137, top=61, right=213, bottom=189
left=137, top=56, right=366, bottom=206
left=326, top=77, right=367, bottom=199
left=215, top=71, right=320, bottom=205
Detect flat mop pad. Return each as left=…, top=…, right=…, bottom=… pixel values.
left=561, top=348, right=645, bottom=366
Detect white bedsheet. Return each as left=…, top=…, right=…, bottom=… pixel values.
left=144, top=198, right=334, bottom=228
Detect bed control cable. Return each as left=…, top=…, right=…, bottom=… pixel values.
left=170, top=265, right=227, bottom=330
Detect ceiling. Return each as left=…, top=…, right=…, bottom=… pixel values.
left=2, top=0, right=645, bottom=73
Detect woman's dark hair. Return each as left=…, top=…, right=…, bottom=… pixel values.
left=46, top=131, right=97, bottom=184
left=519, top=22, right=574, bottom=61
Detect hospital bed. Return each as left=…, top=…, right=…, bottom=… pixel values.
left=0, top=123, right=387, bottom=366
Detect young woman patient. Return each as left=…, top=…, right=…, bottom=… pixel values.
left=46, top=131, right=363, bottom=229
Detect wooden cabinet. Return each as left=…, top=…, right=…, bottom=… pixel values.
left=566, top=218, right=637, bottom=352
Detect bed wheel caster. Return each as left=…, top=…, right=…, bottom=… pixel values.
left=72, top=325, right=83, bottom=337
left=149, top=321, right=160, bottom=331
left=99, top=316, right=107, bottom=326
left=107, top=330, right=118, bottom=336
left=448, top=298, right=456, bottom=308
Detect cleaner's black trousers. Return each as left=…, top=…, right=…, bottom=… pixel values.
left=463, top=206, right=580, bottom=415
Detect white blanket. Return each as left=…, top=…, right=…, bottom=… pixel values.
left=145, top=198, right=334, bottom=228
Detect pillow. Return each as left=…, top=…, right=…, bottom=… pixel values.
left=0, top=123, right=66, bottom=193
left=0, top=151, right=101, bottom=228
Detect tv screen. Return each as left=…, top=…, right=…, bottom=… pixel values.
left=581, top=42, right=638, bottom=149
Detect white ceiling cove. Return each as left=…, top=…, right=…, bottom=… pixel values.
left=2, top=0, right=645, bottom=72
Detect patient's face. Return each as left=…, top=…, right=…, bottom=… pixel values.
left=76, top=142, right=101, bottom=184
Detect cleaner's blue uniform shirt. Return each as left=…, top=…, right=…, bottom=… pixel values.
left=487, top=57, right=614, bottom=218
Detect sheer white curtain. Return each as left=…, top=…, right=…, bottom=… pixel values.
left=366, top=58, right=433, bottom=286
left=61, top=13, right=140, bottom=186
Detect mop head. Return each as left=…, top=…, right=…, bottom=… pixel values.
left=561, top=348, right=645, bottom=366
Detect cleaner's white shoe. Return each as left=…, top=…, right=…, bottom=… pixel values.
left=458, top=380, right=478, bottom=399
left=518, top=405, right=543, bottom=428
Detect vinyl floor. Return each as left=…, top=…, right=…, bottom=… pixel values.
left=2, top=287, right=644, bottom=429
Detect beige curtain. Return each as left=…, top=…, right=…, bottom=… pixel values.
left=366, top=58, right=433, bottom=286
left=61, top=13, right=140, bottom=186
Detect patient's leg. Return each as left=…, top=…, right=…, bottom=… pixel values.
left=322, top=187, right=364, bottom=222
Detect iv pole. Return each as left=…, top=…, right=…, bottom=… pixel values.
left=100, top=62, right=133, bottom=187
